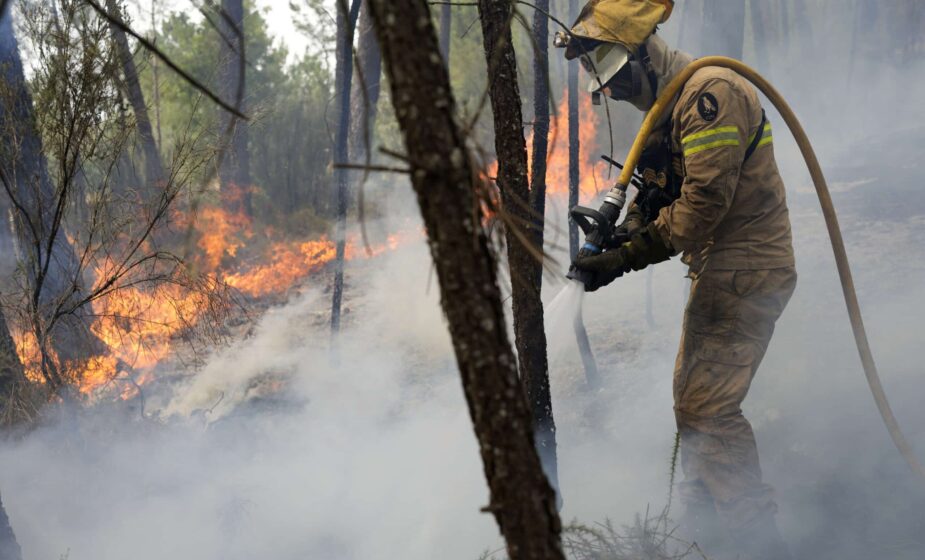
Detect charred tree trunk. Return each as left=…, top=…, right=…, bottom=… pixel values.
left=330, top=0, right=361, bottom=333
left=567, top=0, right=580, bottom=260
left=439, top=3, right=452, bottom=65
left=565, top=0, right=599, bottom=389
left=218, top=0, right=250, bottom=210
left=0, top=7, right=99, bottom=385
left=701, top=0, right=746, bottom=59
left=0, top=492, right=21, bottom=560
left=106, top=0, right=163, bottom=187
left=527, top=0, right=559, bottom=501
left=0, top=305, right=26, bottom=425
left=365, top=1, right=564, bottom=557
left=348, top=0, right=382, bottom=167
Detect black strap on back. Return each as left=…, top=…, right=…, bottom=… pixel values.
left=637, top=43, right=660, bottom=99
left=744, top=109, right=767, bottom=163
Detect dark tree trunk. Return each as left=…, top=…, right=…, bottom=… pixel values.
left=0, top=7, right=99, bottom=384
left=439, top=3, right=452, bottom=65
left=218, top=0, right=250, bottom=208
left=566, top=0, right=599, bottom=389
left=106, top=0, right=163, bottom=187
left=365, top=1, right=565, bottom=557
left=527, top=0, right=559, bottom=502
left=348, top=0, right=382, bottom=167
left=567, top=0, right=580, bottom=260
left=0, top=305, right=26, bottom=426
left=330, top=0, right=361, bottom=333
left=701, top=0, right=746, bottom=59
left=0, top=492, right=21, bottom=560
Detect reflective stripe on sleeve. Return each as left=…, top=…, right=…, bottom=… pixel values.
left=681, top=125, right=741, bottom=156
left=748, top=122, right=773, bottom=149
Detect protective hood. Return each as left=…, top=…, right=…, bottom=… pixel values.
left=642, top=33, right=693, bottom=96
left=565, top=0, right=674, bottom=60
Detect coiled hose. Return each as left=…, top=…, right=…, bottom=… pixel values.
left=619, top=56, right=925, bottom=480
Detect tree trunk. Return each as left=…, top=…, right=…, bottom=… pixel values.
left=330, top=0, right=361, bottom=333
left=0, top=492, right=21, bottom=560
left=439, top=3, right=452, bottom=65
left=676, top=0, right=703, bottom=54
left=365, top=2, right=564, bottom=557
left=0, top=305, right=26, bottom=426
left=218, top=0, right=250, bottom=209
left=0, top=7, right=99, bottom=384
left=106, top=0, right=164, bottom=187
left=567, top=0, right=579, bottom=260
left=348, top=0, right=382, bottom=167
left=565, top=0, right=599, bottom=389
left=749, top=0, right=772, bottom=73
left=527, top=0, right=559, bottom=502
left=701, top=0, right=746, bottom=59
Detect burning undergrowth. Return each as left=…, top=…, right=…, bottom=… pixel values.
left=7, top=184, right=415, bottom=406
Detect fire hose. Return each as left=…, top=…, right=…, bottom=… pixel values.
left=572, top=56, right=925, bottom=481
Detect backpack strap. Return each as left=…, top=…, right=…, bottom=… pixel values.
left=744, top=109, right=767, bottom=163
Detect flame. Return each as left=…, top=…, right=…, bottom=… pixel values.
left=486, top=91, right=610, bottom=203
left=11, top=92, right=605, bottom=402
left=11, top=189, right=417, bottom=400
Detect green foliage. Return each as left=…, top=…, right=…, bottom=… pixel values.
left=140, top=0, right=335, bottom=226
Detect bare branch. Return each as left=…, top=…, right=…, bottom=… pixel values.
left=83, top=0, right=248, bottom=119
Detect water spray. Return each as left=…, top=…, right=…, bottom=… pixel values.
left=569, top=56, right=925, bottom=481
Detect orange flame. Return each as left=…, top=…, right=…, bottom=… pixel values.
left=487, top=91, right=609, bottom=202
left=11, top=191, right=417, bottom=400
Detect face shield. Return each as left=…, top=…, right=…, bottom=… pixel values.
left=580, top=43, right=629, bottom=94
left=581, top=42, right=657, bottom=111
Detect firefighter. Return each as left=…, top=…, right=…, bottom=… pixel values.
left=564, top=2, right=796, bottom=559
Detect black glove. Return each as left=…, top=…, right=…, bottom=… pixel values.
left=575, top=222, right=674, bottom=290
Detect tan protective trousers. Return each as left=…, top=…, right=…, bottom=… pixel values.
left=674, top=266, right=797, bottom=529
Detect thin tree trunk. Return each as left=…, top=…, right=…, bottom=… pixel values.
left=566, top=0, right=599, bottom=389
left=150, top=0, right=162, bottom=148
left=106, top=0, right=163, bottom=187
left=0, top=305, right=26, bottom=426
left=218, top=0, right=250, bottom=209
left=567, top=0, right=579, bottom=260
left=330, top=0, right=361, bottom=333
left=677, top=0, right=703, bottom=54
left=749, top=0, right=772, bottom=73
left=701, top=0, right=746, bottom=59
left=348, top=0, right=382, bottom=167
left=364, top=2, right=564, bottom=557
left=0, top=8, right=99, bottom=383
left=439, top=3, right=452, bottom=65
left=0, top=492, right=21, bottom=560
left=527, top=0, right=559, bottom=502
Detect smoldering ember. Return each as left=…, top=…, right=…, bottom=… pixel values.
left=0, top=1, right=923, bottom=560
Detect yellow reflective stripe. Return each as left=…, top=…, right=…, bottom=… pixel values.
left=757, top=134, right=773, bottom=148
left=681, top=125, right=739, bottom=145
left=748, top=122, right=772, bottom=143
left=683, top=138, right=740, bottom=157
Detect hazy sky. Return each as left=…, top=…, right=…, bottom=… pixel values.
left=127, top=0, right=313, bottom=61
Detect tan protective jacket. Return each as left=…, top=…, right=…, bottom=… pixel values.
left=653, top=66, right=795, bottom=271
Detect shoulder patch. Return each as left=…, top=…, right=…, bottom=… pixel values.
left=697, top=92, right=719, bottom=122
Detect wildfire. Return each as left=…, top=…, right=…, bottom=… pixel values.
left=487, top=91, right=610, bottom=202
left=11, top=91, right=607, bottom=403
left=12, top=197, right=413, bottom=400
